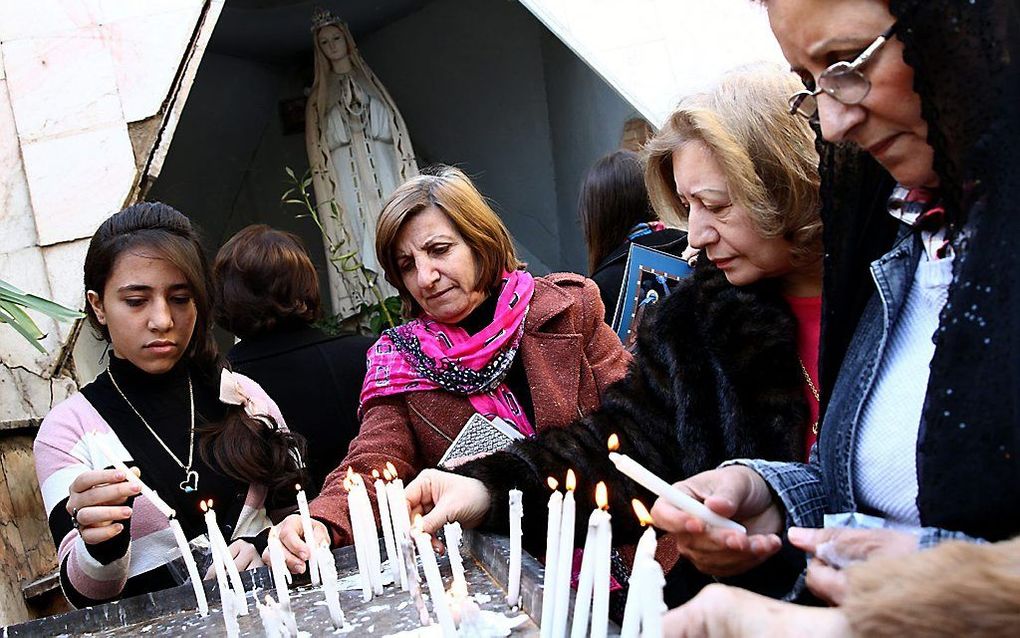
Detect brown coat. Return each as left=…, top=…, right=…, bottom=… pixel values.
left=309, top=273, right=632, bottom=544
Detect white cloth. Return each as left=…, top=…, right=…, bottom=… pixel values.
left=852, top=252, right=954, bottom=525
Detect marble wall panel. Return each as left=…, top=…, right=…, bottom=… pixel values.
left=2, top=27, right=124, bottom=143
left=101, top=2, right=205, bottom=122
left=0, top=0, right=101, bottom=42
left=0, top=79, right=37, bottom=253
left=40, top=240, right=88, bottom=344
left=21, top=122, right=136, bottom=246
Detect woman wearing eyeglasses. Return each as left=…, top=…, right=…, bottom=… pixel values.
left=653, top=0, right=1020, bottom=622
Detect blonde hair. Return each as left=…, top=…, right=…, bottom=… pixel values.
left=376, top=166, right=524, bottom=316
left=645, top=64, right=822, bottom=264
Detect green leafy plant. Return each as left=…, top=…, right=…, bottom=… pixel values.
left=281, top=167, right=401, bottom=335
left=0, top=279, right=84, bottom=353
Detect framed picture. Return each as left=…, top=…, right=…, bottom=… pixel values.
left=612, top=243, right=693, bottom=346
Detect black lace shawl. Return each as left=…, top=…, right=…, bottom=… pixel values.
left=818, top=0, right=1020, bottom=541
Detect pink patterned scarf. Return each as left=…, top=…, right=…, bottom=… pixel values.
left=360, top=270, right=537, bottom=436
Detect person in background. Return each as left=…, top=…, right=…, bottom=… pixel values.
left=268, top=165, right=632, bottom=572
left=34, top=203, right=304, bottom=607
left=213, top=224, right=375, bottom=494
left=580, top=150, right=688, bottom=323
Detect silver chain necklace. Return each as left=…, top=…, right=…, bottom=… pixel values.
left=107, top=369, right=199, bottom=493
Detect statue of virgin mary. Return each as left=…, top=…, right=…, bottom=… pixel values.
left=306, top=8, right=418, bottom=319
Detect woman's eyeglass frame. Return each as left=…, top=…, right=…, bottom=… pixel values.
left=788, top=22, right=899, bottom=122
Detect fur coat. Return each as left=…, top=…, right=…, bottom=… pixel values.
left=458, top=260, right=810, bottom=602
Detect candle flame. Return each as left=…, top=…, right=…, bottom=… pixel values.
left=547, top=476, right=559, bottom=491
left=200, top=500, right=208, bottom=513
left=386, top=461, right=398, bottom=477
left=565, top=469, right=577, bottom=492
left=595, top=482, right=608, bottom=509
left=632, top=499, right=653, bottom=526
left=372, top=469, right=380, bottom=479
left=383, top=468, right=392, bottom=481
left=295, top=483, right=302, bottom=491
left=607, top=434, right=620, bottom=451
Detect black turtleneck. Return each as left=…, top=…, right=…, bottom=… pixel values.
left=457, top=292, right=536, bottom=426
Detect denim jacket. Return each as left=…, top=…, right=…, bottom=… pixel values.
left=728, top=225, right=983, bottom=577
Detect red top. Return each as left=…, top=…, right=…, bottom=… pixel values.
left=783, top=294, right=822, bottom=459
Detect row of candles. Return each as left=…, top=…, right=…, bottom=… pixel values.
left=90, top=427, right=742, bottom=636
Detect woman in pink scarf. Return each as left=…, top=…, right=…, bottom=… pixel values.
left=271, top=166, right=631, bottom=564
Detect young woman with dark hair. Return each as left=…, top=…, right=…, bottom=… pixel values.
left=213, top=224, right=374, bottom=493
left=33, top=203, right=307, bottom=607
left=580, top=150, right=687, bottom=322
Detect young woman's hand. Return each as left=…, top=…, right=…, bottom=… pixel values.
left=264, top=514, right=331, bottom=574
left=650, top=465, right=785, bottom=577
left=205, top=539, right=265, bottom=579
left=404, top=469, right=492, bottom=537
left=66, top=468, right=140, bottom=544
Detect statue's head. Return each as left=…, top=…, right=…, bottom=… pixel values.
left=311, top=6, right=351, bottom=62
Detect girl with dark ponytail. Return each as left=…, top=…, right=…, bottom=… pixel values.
left=34, top=202, right=307, bottom=607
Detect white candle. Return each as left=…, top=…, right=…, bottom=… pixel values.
left=507, top=489, right=523, bottom=607
left=641, top=559, right=666, bottom=638
left=208, top=524, right=240, bottom=638
left=351, top=473, right=384, bottom=595
left=168, top=516, right=208, bottom=616
left=344, top=469, right=374, bottom=601
left=539, top=478, right=562, bottom=638
left=202, top=500, right=248, bottom=614
left=256, top=594, right=286, bottom=638
left=267, top=527, right=298, bottom=636
left=591, top=483, right=612, bottom=638
left=568, top=511, right=599, bottom=638
left=400, top=534, right=431, bottom=626
left=315, top=541, right=346, bottom=629
left=373, top=470, right=400, bottom=584
left=412, top=516, right=457, bottom=636
left=551, top=470, right=577, bottom=638
left=384, top=473, right=409, bottom=590
left=444, top=521, right=467, bottom=595
left=387, top=463, right=416, bottom=590
left=622, top=500, right=659, bottom=638
left=90, top=432, right=175, bottom=518
left=294, top=484, right=321, bottom=586
left=608, top=450, right=745, bottom=532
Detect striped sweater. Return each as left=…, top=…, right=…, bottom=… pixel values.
left=34, top=371, right=283, bottom=606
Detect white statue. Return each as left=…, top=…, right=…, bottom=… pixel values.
left=306, top=8, right=418, bottom=319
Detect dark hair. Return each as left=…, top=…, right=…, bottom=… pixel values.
left=83, top=203, right=307, bottom=495
left=578, top=150, right=656, bottom=274
left=213, top=225, right=322, bottom=339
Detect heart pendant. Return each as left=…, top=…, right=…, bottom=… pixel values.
left=179, top=470, right=199, bottom=493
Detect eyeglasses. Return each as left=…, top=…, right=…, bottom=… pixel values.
left=788, top=23, right=898, bottom=122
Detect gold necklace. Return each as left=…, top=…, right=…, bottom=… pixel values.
left=798, top=357, right=821, bottom=435
left=108, top=369, right=199, bottom=493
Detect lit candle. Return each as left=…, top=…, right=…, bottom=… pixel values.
left=168, top=515, right=208, bottom=616
left=539, top=477, right=562, bottom=638
left=373, top=470, right=400, bottom=584
left=607, top=434, right=745, bottom=532
left=386, top=463, right=416, bottom=591
left=507, top=489, right=523, bottom=607
left=205, top=509, right=239, bottom=638
left=550, top=469, right=577, bottom=638
left=266, top=527, right=298, bottom=635
left=343, top=469, right=374, bottom=601
left=315, top=540, right=346, bottom=629
left=295, top=484, right=320, bottom=586
left=444, top=521, right=467, bottom=595
left=591, top=483, right=612, bottom=638
left=621, top=499, right=658, bottom=638
left=412, top=515, right=457, bottom=636
left=351, top=472, right=384, bottom=595
left=202, top=499, right=248, bottom=614
left=90, top=432, right=174, bottom=518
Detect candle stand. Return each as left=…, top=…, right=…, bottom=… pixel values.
left=4, top=532, right=622, bottom=637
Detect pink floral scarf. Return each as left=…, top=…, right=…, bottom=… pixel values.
left=360, top=270, right=537, bottom=436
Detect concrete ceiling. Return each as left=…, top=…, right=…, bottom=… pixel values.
left=214, top=0, right=432, bottom=60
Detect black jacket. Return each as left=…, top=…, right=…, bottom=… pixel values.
left=227, top=326, right=375, bottom=495
left=590, top=228, right=688, bottom=324
left=459, top=260, right=809, bottom=604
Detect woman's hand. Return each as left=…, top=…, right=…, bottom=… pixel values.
left=205, top=539, right=265, bottom=580
left=662, top=583, right=852, bottom=638
left=66, top=468, right=140, bottom=545
left=788, top=526, right=919, bottom=604
left=262, top=514, right=331, bottom=574
left=650, top=466, right=784, bottom=577
left=404, top=469, right=492, bottom=536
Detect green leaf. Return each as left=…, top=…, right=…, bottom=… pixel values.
left=0, top=305, right=46, bottom=353
left=285, top=166, right=296, bottom=180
